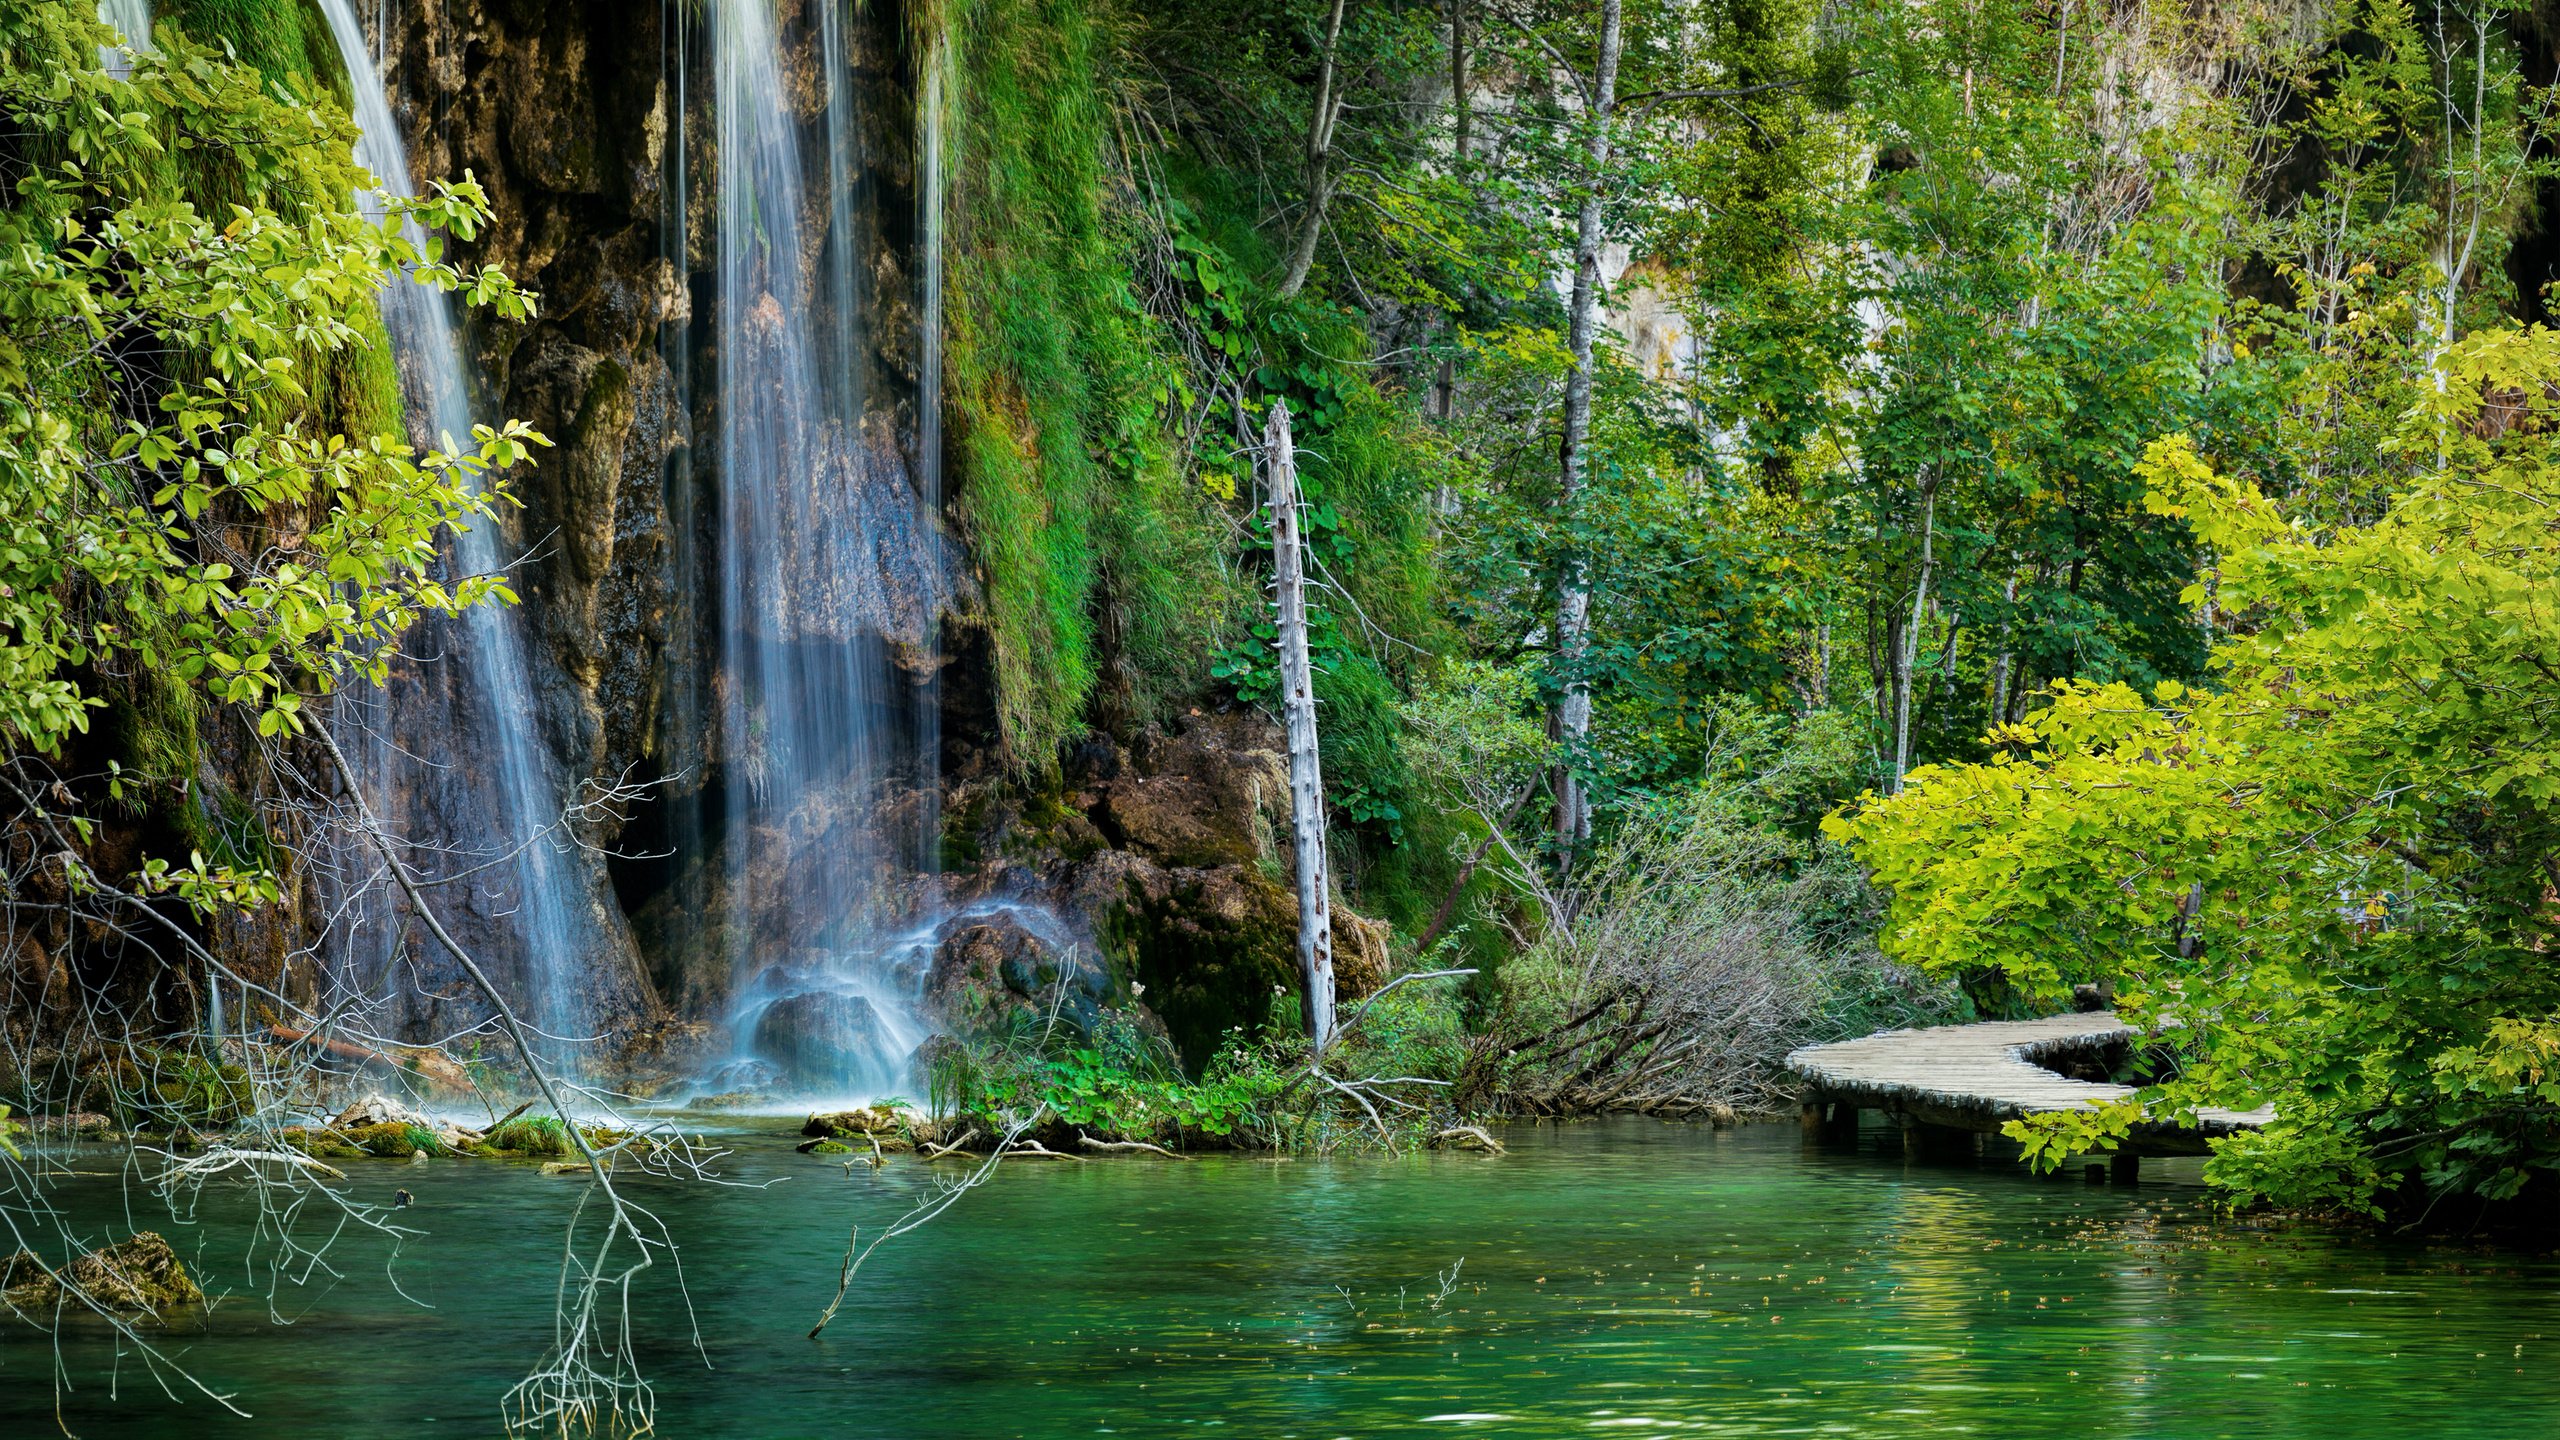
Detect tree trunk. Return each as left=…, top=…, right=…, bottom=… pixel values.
left=1449, top=0, right=1470, bottom=162
left=1552, top=0, right=1624, bottom=854
left=1267, top=401, right=1336, bottom=1051
left=1890, top=479, right=1935, bottom=794
left=1988, top=568, right=2017, bottom=728
left=1278, top=0, right=1351, bottom=299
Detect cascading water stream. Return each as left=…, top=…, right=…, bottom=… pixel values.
left=708, top=0, right=946, bottom=1099
left=96, top=0, right=149, bottom=73
left=316, top=0, right=598, bottom=1053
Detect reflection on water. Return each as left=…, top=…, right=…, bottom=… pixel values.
left=8, top=1120, right=2559, bottom=1437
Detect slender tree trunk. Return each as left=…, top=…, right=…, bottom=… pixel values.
left=1268, top=401, right=1336, bottom=1051
left=1552, top=0, right=1624, bottom=854
left=1890, top=479, right=1936, bottom=795
left=1278, top=0, right=1351, bottom=299
left=1988, top=569, right=2017, bottom=727
left=1449, top=0, right=1470, bottom=162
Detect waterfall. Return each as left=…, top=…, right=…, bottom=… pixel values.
left=316, top=0, right=604, bottom=1054
left=708, top=0, right=943, bottom=1099
left=97, top=0, right=149, bottom=73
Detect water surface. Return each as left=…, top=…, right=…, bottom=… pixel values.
left=6, top=1120, right=2553, bottom=1437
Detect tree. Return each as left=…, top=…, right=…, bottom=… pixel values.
left=1266, top=401, right=1336, bottom=1049
left=1835, top=328, right=2560, bottom=1215
left=0, top=3, right=537, bottom=918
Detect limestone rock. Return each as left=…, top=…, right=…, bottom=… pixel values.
left=750, top=990, right=898, bottom=1092
left=1, top=1232, right=203, bottom=1316
left=923, top=909, right=1109, bottom=1037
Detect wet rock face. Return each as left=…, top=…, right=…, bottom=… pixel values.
left=940, top=710, right=1390, bottom=1074
left=386, top=0, right=693, bottom=826
left=751, top=990, right=897, bottom=1093
left=923, top=909, right=1111, bottom=1036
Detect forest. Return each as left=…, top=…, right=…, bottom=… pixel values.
left=9, top=0, right=2560, bottom=1433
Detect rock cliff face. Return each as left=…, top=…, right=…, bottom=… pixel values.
left=379, top=0, right=695, bottom=838
left=337, top=0, right=1352, bottom=1071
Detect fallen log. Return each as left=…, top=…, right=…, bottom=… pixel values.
left=265, top=1026, right=469, bottom=1091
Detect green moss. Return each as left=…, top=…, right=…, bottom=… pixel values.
left=342, top=1121, right=431, bottom=1158
left=485, top=1115, right=574, bottom=1157
left=946, top=0, right=1231, bottom=762
left=160, top=0, right=344, bottom=102
left=279, top=1127, right=367, bottom=1161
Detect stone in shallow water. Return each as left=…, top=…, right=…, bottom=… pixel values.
left=1, top=1232, right=203, bottom=1316
left=752, top=990, right=899, bottom=1092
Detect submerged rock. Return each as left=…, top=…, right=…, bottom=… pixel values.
left=1, top=1232, right=203, bottom=1316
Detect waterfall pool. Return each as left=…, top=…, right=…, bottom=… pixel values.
left=8, top=1118, right=2557, bottom=1437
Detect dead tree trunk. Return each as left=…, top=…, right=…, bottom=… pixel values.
left=1552, top=0, right=1625, bottom=855
left=1267, top=401, right=1336, bottom=1051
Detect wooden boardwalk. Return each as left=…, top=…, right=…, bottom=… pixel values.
left=1786, top=1012, right=2272, bottom=1163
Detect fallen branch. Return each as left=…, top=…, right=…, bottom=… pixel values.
left=1430, top=1125, right=1507, bottom=1155
left=1076, top=1131, right=1185, bottom=1160
left=147, top=1146, right=351, bottom=1185
left=917, top=1127, right=983, bottom=1161
left=265, top=1025, right=469, bottom=1090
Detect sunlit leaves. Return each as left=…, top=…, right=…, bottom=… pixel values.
left=1839, top=326, right=2560, bottom=1213
left=0, top=3, right=543, bottom=890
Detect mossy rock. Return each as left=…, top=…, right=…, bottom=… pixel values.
left=800, top=1139, right=855, bottom=1156
left=484, top=1116, right=575, bottom=1158
left=2, top=1232, right=204, bottom=1316
left=341, top=1122, right=440, bottom=1159
left=278, top=1127, right=367, bottom=1162
left=802, top=1107, right=918, bottom=1150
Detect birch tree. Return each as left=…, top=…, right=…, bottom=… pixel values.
left=1266, top=401, right=1337, bottom=1050
left=1551, top=0, right=1624, bottom=854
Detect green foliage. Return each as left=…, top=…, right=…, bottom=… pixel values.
left=485, top=1115, right=574, bottom=1157
left=945, top=0, right=1229, bottom=760
left=97, top=1044, right=253, bottom=1132
left=927, top=1011, right=1290, bottom=1145
left=1837, top=328, right=2560, bottom=1213
left=0, top=2, right=539, bottom=914
left=2002, top=1100, right=2141, bottom=1175
left=160, top=0, right=346, bottom=100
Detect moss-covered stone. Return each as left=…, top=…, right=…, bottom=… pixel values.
left=484, top=1115, right=575, bottom=1157
left=1, top=1232, right=204, bottom=1316
left=340, top=1122, right=440, bottom=1159
left=279, top=1127, right=367, bottom=1162
left=801, top=1106, right=920, bottom=1150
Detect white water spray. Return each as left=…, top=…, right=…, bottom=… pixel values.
left=316, top=0, right=602, bottom=1051
left=96, top=0, right=149, bottom=74
left=708, top=0, right=946, bottom=1098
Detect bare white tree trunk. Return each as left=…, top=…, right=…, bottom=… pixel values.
left=1890, top=479, right=1935, bottom=794
left=1267, top=401, right=1336, bottom=1051
left=1278, top=0, right=1351, bottom=300
left=1553, top=0, right=1624, bottom=854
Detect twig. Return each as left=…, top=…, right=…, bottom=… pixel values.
left=1076, top=1131, right=1186, bottom=1159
